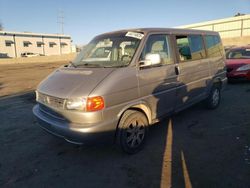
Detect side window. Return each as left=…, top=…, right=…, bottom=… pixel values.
left=176, top=35, right=206, bottom=62
left=189, top=35, right=206, bottom=60
left=205, top=35, right=224, bottom=57
left=176, top=36, right=191, bottom=61
left=140, top=34, right=173, bottom=65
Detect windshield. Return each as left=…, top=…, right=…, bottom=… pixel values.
left=226, top=48, right=250, bottom=59
left=72, top=32, right=143, bottom=68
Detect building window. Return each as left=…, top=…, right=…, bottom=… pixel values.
left=49, top=42, right=56, bottom=48
left=5, top=40, right=14, bottom=47
left=37, top=42, right=44, bottom=47
left=60, top=42, right=68, bottom=48
left=23, top=41, right=32, bottom=47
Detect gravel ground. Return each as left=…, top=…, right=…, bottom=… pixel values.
left=0, top=61, right=67, bottom=97
left=0, top=63, right=250, bottom=188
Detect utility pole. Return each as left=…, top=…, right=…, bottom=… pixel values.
left=57, top=10, right=64, bottom=34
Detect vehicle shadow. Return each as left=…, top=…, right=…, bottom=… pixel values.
left=0, top=90, right=36, bottom=104
left=152, top=80, right=195, bottom=188
left=152, top=79, right=250, bottom=188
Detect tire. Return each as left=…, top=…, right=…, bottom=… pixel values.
left=116, top=110, right=148, bottom=154
left=205, top=85, right=221, bottom=109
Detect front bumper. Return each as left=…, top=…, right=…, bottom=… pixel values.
left=33, top=104, right=118, bottom=145
left=227, top=70, right=250, bottom=80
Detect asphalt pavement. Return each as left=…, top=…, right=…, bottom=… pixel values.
left=0, top=63, right=250, bottom=188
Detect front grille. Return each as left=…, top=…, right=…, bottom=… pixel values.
left=37, top=92, right=65, bottom=109
left=39, top=104, right=65, bottom=120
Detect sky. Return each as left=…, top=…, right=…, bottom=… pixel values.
left=0, top=0, right=250, bottom=45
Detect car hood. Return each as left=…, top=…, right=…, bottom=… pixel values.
left=37, top=67, right=115, bottom=98
left=226, top=59, right=250, bottom=68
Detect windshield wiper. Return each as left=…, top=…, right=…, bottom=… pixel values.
left=78, top=63, right=103, bottom=68
left=103, top=64, right=127, bottom=68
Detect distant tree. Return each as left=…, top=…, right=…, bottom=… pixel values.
left=234, top=13, right=245, bottom=17
left=0, top=22, right=3, bottom=30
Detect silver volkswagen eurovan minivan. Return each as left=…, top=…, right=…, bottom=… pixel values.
left=33, top=28, right=227, bottom=153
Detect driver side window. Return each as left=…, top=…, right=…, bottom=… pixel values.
left=140, top=34, right=173, bottom=65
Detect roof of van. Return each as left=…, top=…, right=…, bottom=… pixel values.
left=99, top=28, right=219, bottom=36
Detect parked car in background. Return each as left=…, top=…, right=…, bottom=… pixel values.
left=226, top=46, right=250, bottom=81
left=21, top=52, right=41, bottom=57
left=224, top=45, right=235, bottom=54
left=0, top=53, right=10, bottom=58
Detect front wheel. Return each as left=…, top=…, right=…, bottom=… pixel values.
left=205, top=86, right=221, bottom=109
left=116, top=110, right=148, bottom=154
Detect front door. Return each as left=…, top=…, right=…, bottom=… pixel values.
left=137, top=34, right=178, bottom=120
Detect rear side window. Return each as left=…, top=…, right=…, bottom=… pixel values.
left=176, top=35, right=206, bottom=62
left=205, top=35, right=224, bottom=58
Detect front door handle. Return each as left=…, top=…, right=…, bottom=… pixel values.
left=175, top=66, right=180, bottom=75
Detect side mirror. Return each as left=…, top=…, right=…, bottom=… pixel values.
left=139, top=53, right=161, bottom=68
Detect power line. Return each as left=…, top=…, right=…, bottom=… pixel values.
left=57, top=10, right=64, bottom=34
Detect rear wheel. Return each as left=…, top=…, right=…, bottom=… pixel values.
left=205, top=85, right=221, bottom=109
left=116, top=110, right=148, bottom=154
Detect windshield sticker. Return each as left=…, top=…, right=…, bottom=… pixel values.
left=125, top=32, right=144, bottom=40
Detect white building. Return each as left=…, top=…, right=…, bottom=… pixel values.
left=177, top=14, right=250, bottom=46
left=0, top=31, right=72, bottom=58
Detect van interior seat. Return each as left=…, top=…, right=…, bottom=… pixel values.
left=122, top=45, right=135, bottom=61
left=179, top=46, right=191, bottom=60
left=151, top=41, right=169, bottom=63
left=124, top=45, right=135, bottom=56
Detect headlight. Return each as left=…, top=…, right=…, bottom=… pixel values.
left=66, top=96, right=105, bottom=112
left=236, top=64, right=250, bottom=71
left=66, top=98, right=86, bottom=111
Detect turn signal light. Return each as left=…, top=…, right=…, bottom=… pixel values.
left=86, top=96, right=105, bottom=112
